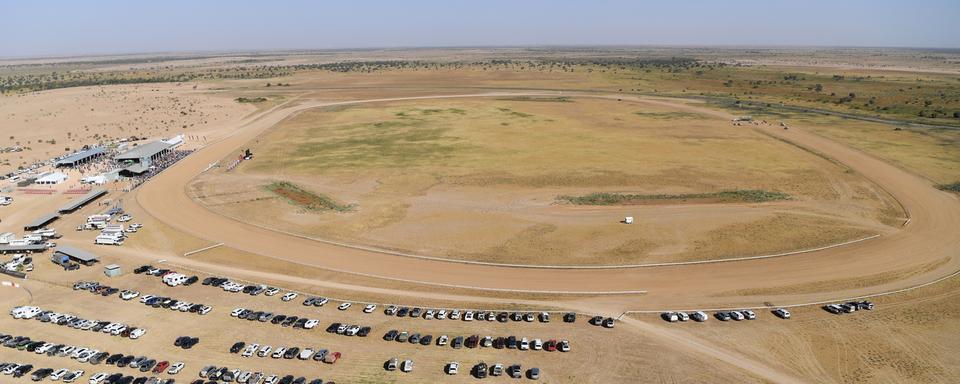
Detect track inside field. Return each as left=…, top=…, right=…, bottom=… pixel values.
left=136, top=91, right=960, bottom=308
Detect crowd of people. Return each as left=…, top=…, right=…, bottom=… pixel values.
left=124, top=149, right=195, bottom=191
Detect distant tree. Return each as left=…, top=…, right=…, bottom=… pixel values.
left=814, top=84, right=823, bottom=93
left=954, top=111, right=960, bottom=118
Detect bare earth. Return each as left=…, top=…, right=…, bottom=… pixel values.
left=1, top=52, right=958, bottom=383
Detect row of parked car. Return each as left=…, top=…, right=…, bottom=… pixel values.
left=382, top=330, right=571, bottom=352
left=2, top=361, right=82, bottom=382
left=0, top=333, right=182, bottom=377
left=199, top=276, right=283, bottom=297
left=73, top=281, right=120, bottom=297
left=661, top=310, right=754, bottom=322
left=661, top=307, right=796, bottom=323
left=75, top=280, right=213, bottom=316
left=324, top=322, right=372, bottom=337
left=87, top=372, right=175, bottom=384
left=10, top=306, right=147, bottom=340
left=196, top=365, right=332, bottom=384
left=229, top=341, right=343, bottom=364
left=445, top=361, right=541, bottom=380
left=384, top=305, right=576, bottom=324
left=133, top=266, right=199, bottom=287
left=824, top=300, right=874, bottom=314
left=230, top=307, right=320, bottom=329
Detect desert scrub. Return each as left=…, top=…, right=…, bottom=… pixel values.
left=559, top=190, right=791, bottom=205
left=937, top=182, right=960, bottom=193
left=236, top=97, right=268, bottom=103
left=265, top=181, right=354, bottom=212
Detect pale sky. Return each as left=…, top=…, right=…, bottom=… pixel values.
left=3, top=0, right=958, bottom=57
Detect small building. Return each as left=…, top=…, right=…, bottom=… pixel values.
left=53, top=245, right=99, bottom=266
left=35, top=172, right=68, bottom=185
left=55, top=147, right=105, bottom=168
left=104, top=264, right=122, bottom=277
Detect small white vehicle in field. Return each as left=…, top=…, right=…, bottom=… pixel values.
left=773, top=308, right=791, bottom=319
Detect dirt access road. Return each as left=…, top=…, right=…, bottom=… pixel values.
left=135, top=91, right=960, bottom=311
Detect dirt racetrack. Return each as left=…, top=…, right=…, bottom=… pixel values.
left=135, top=91, right=960, bottom=312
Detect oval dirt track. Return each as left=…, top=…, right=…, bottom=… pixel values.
left=136, top=92, right=960, bottom=309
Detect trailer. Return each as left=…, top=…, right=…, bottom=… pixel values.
left=94, top=236, right=123, bottom=246
left=0, top=232, right=14, bottom=244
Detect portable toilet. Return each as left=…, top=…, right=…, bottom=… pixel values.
left=624, top=216, right=634, bottom=224
left=104, top=264, right=122, bottom=277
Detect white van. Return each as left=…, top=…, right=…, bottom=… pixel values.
left=94, top=236, right=123, bottom=246
left=86, top=214, right=111, bottom=223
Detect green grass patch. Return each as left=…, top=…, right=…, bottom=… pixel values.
left=495, top=96, right=573, bottom=103
left=633, top=111, right=706, bottom=119
left=264, top=181, right=354, bottom=212
left=937, top=182, right=960, bottom=193
left=559, top=189, right=791, bottom=205
left=235, top=97, right=268, bottom=103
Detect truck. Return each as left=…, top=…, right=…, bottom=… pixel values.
left=23, top=234, right=43, bottom=244
left=94, top=235, right=123, bottom=246
left=87, top=214, right=112, bottom=223
left=31, top=228, right=58, bottom=238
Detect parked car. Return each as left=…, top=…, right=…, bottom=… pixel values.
left=445, top=362, right=459, bottom=375
left=773, top=308, right=791, bottom=319
left=337, top=302, right=351, bottom=311
left=400, top=359, right=413, bottom=373
left=385, top=357, right=399, bottom=371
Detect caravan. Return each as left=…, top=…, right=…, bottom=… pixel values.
left=94, top=235, right=123, bottom=246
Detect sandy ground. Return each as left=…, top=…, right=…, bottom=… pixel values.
left=0, top=61, right=958, bottom=382
left=0, top=82, right=252, bottom=175
left=188, top=96, right=898, bottom=265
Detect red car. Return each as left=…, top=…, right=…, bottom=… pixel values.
left=544, top=339, right=557, bottom=352
left=323, top=351, right=341, bottom=364
left=152, top=361, right=169, bottom=374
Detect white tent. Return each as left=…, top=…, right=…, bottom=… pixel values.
left=35, top=172, right=68, bottom=185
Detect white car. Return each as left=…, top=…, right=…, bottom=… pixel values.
left=242, top=343, right=260, bottom=357
left=117, top=214, right=132, bottom=222
left=445, top=362, right=459, bottom=375
left=167, top=362, right=184, bottom=375
left=231, top=308, right=246, bottom=317
left=774, top=308, right=791, bottom=319
left=271, top=347, right=287, bottom=359
left=63, top=370, right=84, bottom=383
left=257, top=345, right=272, bottom=357
left=677, top=311, right=690, bottom=322
left=437, top=310, right=448, bottom=320
left=298, top=348, right=315, bottom=360
left=559, top=339, right=571, bottom=352
left=199, top=306, right=212, bottom=315
left=463, top=311, right=474, bottom=321
left=281, top=292, right=298, bottom=302
left=730, top=311, right=745, bottom=321
left=401, top=359, right=414, bottom=372
left=263, top=375, right=279, bottom=384
left=532, top=338, right=543, bottom=350
left=691, top=311, right=709, bottom=322
left=264, top=287, right=281, bottom=296
left=519, top=337, right=529, bottom=350
left=742, top=310, right=757, bottom=320
left=88, top=372, right=109, bottom=384
left=338, top=302, right=351, bottom=311
left=437, top=335, right=449, bottom=346
left=303, top=319, right=319, bottom=329
left=50, top=368, right=71, bottom=380
left=363, top=304, right=376, bottom=313
left=450, top=310, right=461, bottom=320
left=119, top=290, right=139, bottom=300
left=130, top=223, right=143, bottom=229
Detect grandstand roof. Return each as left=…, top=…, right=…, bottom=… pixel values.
left=114, top=141, right=171, bottom=161
left=55, top=147, right=105, bottom=166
